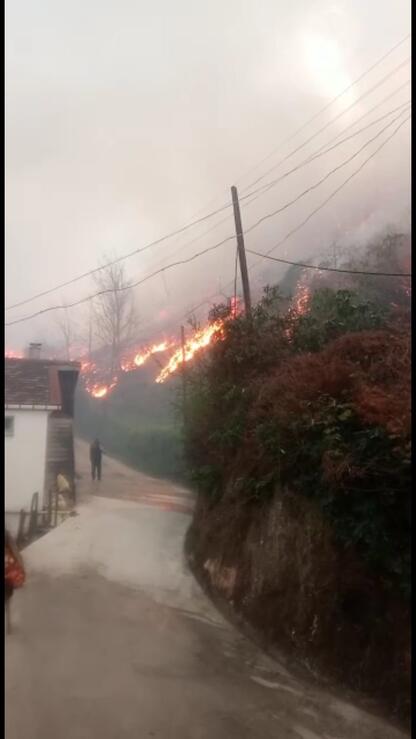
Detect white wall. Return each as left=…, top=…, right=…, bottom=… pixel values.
left=5, top=409, right=49, bottom=513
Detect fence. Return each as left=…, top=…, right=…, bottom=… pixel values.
left=15, top=485, right=73, bottom=549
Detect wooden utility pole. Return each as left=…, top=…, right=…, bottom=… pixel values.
left=231, top=185, right=252, bottom=315
left=180, top=325, right=187, bottom=422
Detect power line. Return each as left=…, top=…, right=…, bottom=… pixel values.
left=152, top=95, right=410, bottom=281
left=235, top=34, right=410, bottom=190
left=217, top=113, right=410, bottom=298
left=17, top=96, right=409, bottom=329
left=248, top=115, right=410, bottom=270
left=311, top=78, right=410, bottom=156
left=5, top=236, right=237, bottom=327
left=6, top=114, right=409, bottom=328
left=6, top=39, right=410, bottom=315
left=246, top=249, right=411, bottom=278
left=164, top=34, right=411, bottom=225
left=5, top=200, right=235, bottom=312
left=166, top=105, right=409, bottom=286
left=128, top=89, right=410, bottom=289
left=242, top=56, right=410, bottom=193
left=172, top=58, right=410, bottom=254
left=242, top=107, right=410, bottom=237
left=149, top=86, right=411, bottom=283
left=241, top=99, right=410, bottom=206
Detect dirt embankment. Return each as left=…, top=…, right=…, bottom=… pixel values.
left=185, top=489, right=410, bottom=728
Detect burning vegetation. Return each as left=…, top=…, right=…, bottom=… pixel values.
left=78, top=318, right=227, bottom=398
left=155, top=320, right=225, bottom=384
left=77, top=297, right=242, bottom=397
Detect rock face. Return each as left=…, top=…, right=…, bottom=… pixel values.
left=186, top=489, right=410, bottom=728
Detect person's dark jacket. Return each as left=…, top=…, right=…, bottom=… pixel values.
left=90, top=442, right=103, bottom=465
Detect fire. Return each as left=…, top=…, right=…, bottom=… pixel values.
left=84, top=375, right=119, bottom=399
left=89, top=382, right=117, bottom=399
left=292, top=283, right=311, bottom=317
left=75, top=299, right=240, bottom=395
left=283, top=280, right=312, bottom=341
left=80, top=358, right=119, bottom=399
left=81, top=339, right=175, bottom=397
left=81, top=321, right=226, bottom=393
left=156, top=320, right=224, bottom=384
left=121, top=340, right=173, bottom=372
left=230, top=296, right=239, bottom=319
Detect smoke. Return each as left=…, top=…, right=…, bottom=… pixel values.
left=5, top=0, right=411, bottom=351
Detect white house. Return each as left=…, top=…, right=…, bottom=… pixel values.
left=5, top=350, right=80, bottom=537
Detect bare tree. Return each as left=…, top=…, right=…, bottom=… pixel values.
left=92, top=259, right=139, bottom=373
left=55, top=305, right=76, bottom=360
left=85, top=300, right=94, bottom=361
left=76, top=300, right=94, bottom=362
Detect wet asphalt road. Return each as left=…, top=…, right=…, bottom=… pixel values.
left=5, top=440, right=407, bottom=739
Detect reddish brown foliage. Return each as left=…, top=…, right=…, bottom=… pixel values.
left=254, top=328, right=411, bottom=439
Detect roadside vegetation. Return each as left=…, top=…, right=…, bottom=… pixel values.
left=74, top=372, right=186, bottom=483
left=183, top=231, right=411, bottom=723
left=74, top=229, right=410, bottom=721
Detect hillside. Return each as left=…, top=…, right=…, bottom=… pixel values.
left=183, top=280, right=410, bottom=725
left=74, top=366, right=186, bottom=482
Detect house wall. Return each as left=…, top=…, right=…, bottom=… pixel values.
left=5, top=409, right=49, bottom=517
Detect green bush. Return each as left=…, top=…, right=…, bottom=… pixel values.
left=184, top=287, right=410, bottom=598
left=290, top=288, right=386, bottom=352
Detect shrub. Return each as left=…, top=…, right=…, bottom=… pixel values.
left=184, top=287, right=411, bottom=598
left=247, top=330, right=410, bottom=597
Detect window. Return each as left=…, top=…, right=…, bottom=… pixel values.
left=5, top=416, right=15, bottom=437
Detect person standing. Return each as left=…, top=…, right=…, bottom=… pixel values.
left=89, top=438, right=103, bottom=481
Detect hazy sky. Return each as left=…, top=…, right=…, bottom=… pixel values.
left=5, top=0, right=410, bottom=351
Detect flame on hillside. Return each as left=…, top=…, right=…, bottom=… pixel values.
left=89, top=383, right=117, bottom=399
left=284, top=282, right=312, bottom=341
left=81, top=298, right=240, bottom=394
left=81, top=359, right=119, bottom=398
left=120, top=340, right=174, bottom=372
left=80, top=322, right=224, bottom=396
left=292, top=283, right=311, bottom=317
left=156, top=319, right=224, bottom=384
left=80, top=339, right=174, bottom=398
left=6, top=297, right=237, bottom=398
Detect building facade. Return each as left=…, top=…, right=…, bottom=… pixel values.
left=5, top=355, right=80, bottom=536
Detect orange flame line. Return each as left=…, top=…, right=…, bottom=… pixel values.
left=156, top=320, right=224, bottom=384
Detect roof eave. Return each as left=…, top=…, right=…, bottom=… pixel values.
left=4, top=404, right=61, bottom=411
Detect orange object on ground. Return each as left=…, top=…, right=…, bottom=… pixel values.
left=5, top=537, right=26, bottom=589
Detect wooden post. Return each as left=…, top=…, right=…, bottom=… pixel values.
left=17, top=509, right=26, bottom=548
left=231, top=185, right=252, bottom=315
left=28, top=492, right=39, bottom=539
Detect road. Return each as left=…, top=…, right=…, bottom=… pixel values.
left=6, top=440, right=407, bottom=739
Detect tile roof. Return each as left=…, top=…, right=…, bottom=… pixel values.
left=5, top=358, right=80, bottom=407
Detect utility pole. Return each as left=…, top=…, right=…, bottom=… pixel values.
left=180, top=325, right=187, bottom=423
left=231, top=185, right=252, bottom=315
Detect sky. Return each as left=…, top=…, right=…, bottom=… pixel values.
left=5, top=0, right=411, bottom=352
